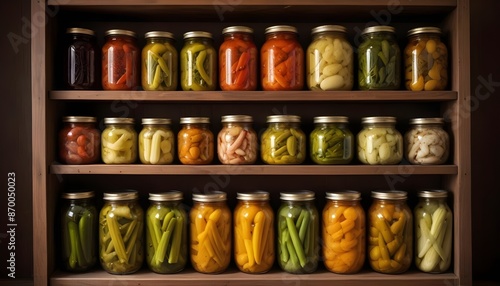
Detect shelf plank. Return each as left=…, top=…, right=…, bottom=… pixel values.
left=50, top=90, right=458, bottom=102
left=50, top=164, right=458, bottom=175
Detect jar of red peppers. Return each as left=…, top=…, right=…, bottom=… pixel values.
left=64, top=28, right=100, bottom=89
left=219, top=26, right=257, bottom=91
left=102, top=29, right=139, bottom=90
left=59, top=116, right=100, bottom=164
left=261, top=25, right=304, bottom=91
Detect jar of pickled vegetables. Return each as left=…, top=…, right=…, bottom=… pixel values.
left=61, top=190, right=97, bottom=272
left=219, top=26, right=257, bottom=91
left=405, top=118, right=450, bottom=165
left=307, top=25, right=353, bottom=91
left=180, top=31, right=217, bottom=91
left=139, top=118, right=174, bottom=165
left=358, top=26, right=401, bottom=90
left=357, top=116, right=403, bottom=165
left=405, top=27, right=448, bottom=91
left=368, top=190, right=412, bottom=274
left=178, top=117, right=214, bottom=164
left=414, top=190, right=452, bottom=273
left=190, top=191, right=231, bottom=274
left=99, top=190, right=144, bottom=274
left=102, top=29, right=139, bottom=90
left=234, top=191, right=274, bottom=273
left=102, top=117, right=137, bottom=164
left=310, top=116, right=353, bottom=164
left=218, top=115, right=257, bottom=165
left=277, top=191, right=319, bottom=274
left=146, top=191, right=188, bottom=274
left=142, top=31, right=178, bottom=91
left=261, top=115, right=306, bottom=164
left=261, top=25, right=304, bottom=91
left=64, top=28, right=100, bottom=90
left=59, top=116, right=101, bottom=164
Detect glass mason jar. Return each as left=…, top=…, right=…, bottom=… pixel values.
left=190, top=191, right=232, bottom=274
left=64, top=28, right=100, bottom=90
left=368, top=190, right=412, bottom=274
left=405, top=27, right=448, bottom=91
left=358, top=26, right=401, bottom=90
left=357, top=116, right=403, bottom=165
left=142, top=31, right=178, bottom=91
left=405, top=118, right=450, bottom=165
left=310, top=116, right=353, bottom=164
left=146, top=191, right=188, bottom=274
left=219, top=26, right=258, bottom=91
left=261, top=115, right=306, bottom=164
left=102, top=29, right=139, bottom=90
left=307, top=25, right=353, bottom=91
left=180, top=31, right=217, bottom=91
left=217, top=115, right=258, bottom=165
left=178, top=117, right=214, bottom=164
left=277, top=191, right=319, bottom=274
left=101, top=117, right=137, bottom=164
left=139, top=118, right=175, bottom=165
left=261, top=25, right=304, bottom=91
left=414, top=190, right=453, bottom=273
left=234, top=191, right=275, bottom=273
left=322, top=191, right=365, bottom=274
left=61, top=190, right=97, bottom=272
left=99, top=191, right=144, bottom=274
left=59, top=116, right=100, bottom=164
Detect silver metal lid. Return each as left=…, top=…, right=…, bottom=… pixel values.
left=361, top=116, right=397, bottom=124
left=222, top=26, right=253, bottom=35
left=409, top=118, right=444, bottom=125
left=104, top=117, right=135, bottom=125
left=103, top=190, right=139, bottom=201
left=280, top=190, right=315, bottom=201
left=326, top=191, right=361, bottom=201
left=144, top=31, right=175, bottom=39
left=265, top=25, right=298, bottom=34
left=311, top=25, right=347, bottom=35
left=141, top=118, right=172, bottom=125
left=237, top=191, right=269, bottom=201
left=62, top=191, right=95, bottom=200
left=313, top=116, right=349, bottom=124
left=266, top=115, right=301, bottom=123
left=66, top=28, right=95, bottom=36
left=418, top=189, right=448, bottom=198
left=371, top=190, right=407, bottom=200
left=192, top=191, right=227, bottom=202
left=63, top=116, right=96, bottom=123
left=183, top=31, right=212, bottom=39
left=105, top=29, right=137, bottom=38
left=362, top=25, right=396, bottom=35
left=149, top=191, right=183, bottom=201
left=180, top=117, right=210, bottom=124
left=221, top=115, right=253, bottom=123
left=407, top=27, right=442, bottom=37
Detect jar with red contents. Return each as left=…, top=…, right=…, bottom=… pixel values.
left=59, top=116, right=101, bottom=164
left=219, top=26, right=257, bottom=91
left=261, top=25, right=304, bottom=91
left=102, top=29, right=139, bottom=90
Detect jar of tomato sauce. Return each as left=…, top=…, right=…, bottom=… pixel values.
left=102, top=29, right=139, bottom=90
left=59, top=116, right=100, bottom=164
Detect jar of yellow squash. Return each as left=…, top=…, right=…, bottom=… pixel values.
left=139, top=118, right=174, bottom=164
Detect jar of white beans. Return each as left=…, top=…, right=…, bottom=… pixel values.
left=404, top=118, right=449, bottom=164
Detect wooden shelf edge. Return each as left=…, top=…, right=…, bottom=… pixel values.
left=50, top=164, right=458, bottom=175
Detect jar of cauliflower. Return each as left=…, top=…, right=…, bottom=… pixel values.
left=405, top=118, right=449, bottom=165
left=357, top=116, right=403, bottom=165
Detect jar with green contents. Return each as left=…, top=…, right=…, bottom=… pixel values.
left=101, top=118, right=137, bottom=164
left=414, top=190, right=452, bottom=273
left=358, top=26, right=401, bottom=90
left=180, top=31, right=217, bottom=91
left=139, top=118, right=174, bottom=164
left=142, top=31, right=178, bottom=91
left=261, top=115, right=306, bottom=164
left=310, top=116, right=353, bottom=164
left=277, top=191, right=319, bottom=274
left=146, top=191, right=188, bottom=274
left=357, top=116, right=403, bottom=165
left=99, top=190, right=144, bottom=274
left=61, top=190, right=97, bottom=272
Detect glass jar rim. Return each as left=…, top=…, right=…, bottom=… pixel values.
left=144, top=31, right=175, bottom=40
left=62, top=190, right=95, bottom=199
left=326, top=190, right=361, bottom=201
left=222, top=26, right=254, bottom=35
left=149, top=191, right=183, bottom=201
left=313, top=116, right=349, bottom=124
left=104, top=117, right=135, bottom=125
left=361, top=116, right=396, bottom=124
left=418, top=189, right=448, bottom=198
left=407, top=27, right=442, bottom=37
left=180, top=117, right=210, bottom=124
left=103, top=190, right=138, bottom=201
left=63, top=116, right=96, bottom=123
left=362, top=25, right=395, bottom=35
left=280, top=190, right=315, bottom=201
left=311, top=25, right=347, bottom=35
left=371, top=190, right=407, bottom=200
left=266, top=115, right=301, bottom=123
left=409, top=117, right=444, bottom=125
left=142, top=118, right=172, bottom=125
left=105, top=29, right=137, bottom=38
left=192, top=191, right=227, bottom=202
left=183, top=31, right=212, bottom=39
left=221, top=115, right=253, bottom=123
left=66, top=27, right=95, bottom=36
left=265, top=25, right=298, bottom=34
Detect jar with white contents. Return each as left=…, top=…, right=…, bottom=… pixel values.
left=217, top=115, right=258, bottom=164
left=357, top=116, right=403, bottom=165
left=405, top=118, right=449, bottom=165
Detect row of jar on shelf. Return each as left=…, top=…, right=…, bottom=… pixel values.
left=61, top=189, right=452, bottom=275
left=64, top=24, right=448, bottom=92
left=60, top=115, right=450, bottom=166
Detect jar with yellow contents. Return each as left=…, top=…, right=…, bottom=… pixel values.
left=139, top=118, right=174, bottom=164
left=261, top=115, right=306, bottom=164
left=177, top=117, right=214, bottom=164
left=101, top=118, right=137, bottom=164
left=141, top=31, right=178, bottom=91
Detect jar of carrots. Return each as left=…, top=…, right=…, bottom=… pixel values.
left=261, top=25, right=304, bottom=91
left=102, top=29, right=139, bottom=90
left=178, top=117, right=214, bottom=164
left=219, top=26, right=257, bottom=91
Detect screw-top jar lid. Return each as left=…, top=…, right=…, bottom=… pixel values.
left=407, top=27, right=442, bottom=37
left=311, top=25, right=347, bottom=35
left=144, top=31, right=175, bottom=39
left=221, top=115, right=253, bottom=123
left=63, top=116, right=96, bottom=123
left=326, top=190, right=361, bottom=201
left=62, top=190, right=95, bottom=199
left=66, top=27, right=95, bottom=36
left=149, top=191, right=183, bottom=201
left=222, top=26, right=254, bottom=35
left=361, top=116, right=397, bottom=124
left=409, top=117, right=444, bottom=125
left=180, top=117, right=210, bottom=124
left=105, top=29, right=137, bottom=38
left=103, top=190, right=139, bottom=201
left=237, top=191, right=269, bottom=201
left=313, top=116, right=349, bottom=124
left=104, top=117, right=135, bottom=125
left=265, top=25, right=298, bottom=34
left=418, top=189, right=448, bottom=198
left=183, top=31, right=212, bottom=39
left=192, top=191, right=227, bottom=202
left=280, top=190, right=315, bottom=201
left=266, top=115, right=301, bottom=123
left=371, top=190, right=407, bottom=200
left=141, top=118, right=172, bottom=125
left=362, top=25, right=396, bottom=35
